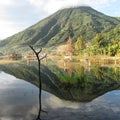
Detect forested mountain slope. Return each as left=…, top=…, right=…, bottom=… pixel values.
left=0, top=6, right=120, bottom=54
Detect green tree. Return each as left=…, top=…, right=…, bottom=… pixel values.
left=68, top=23, right=74, bottom=37
left=74, top=36, right=84, bottom=52
left=93, top=33, right=105, bottom=47
left=107, top=43, right=119, bottom=56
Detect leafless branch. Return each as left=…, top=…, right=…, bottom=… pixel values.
left=29, top=45, right=37, bottom=55
left=37, top=48, right=42, bottom=55
left=40, top=54, right=47, bottom=60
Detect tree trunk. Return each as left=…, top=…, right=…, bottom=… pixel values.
left=29, top=46, right=46, bottom=120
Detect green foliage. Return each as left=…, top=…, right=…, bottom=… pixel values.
left=74, top=36, right=84, bottom=52
left=93, top=33, right=105, bottom=47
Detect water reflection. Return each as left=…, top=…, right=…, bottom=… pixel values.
left=41, top=90, right=120, bottom=120
left=0, top=72, right=39, bottom=120
left=0, top=61, right=120, bottom=120
left=0, top=61, right=120, bottom=102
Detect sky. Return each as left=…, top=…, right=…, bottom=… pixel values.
left=0, top=0, right=120, bottom=40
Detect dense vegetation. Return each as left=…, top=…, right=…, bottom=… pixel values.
left=73, top=24, right=120, bottom=56
left=0, top=6, right=120, bottom=55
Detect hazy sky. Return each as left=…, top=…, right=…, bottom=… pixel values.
left=0, top=0, right=120, bottom=40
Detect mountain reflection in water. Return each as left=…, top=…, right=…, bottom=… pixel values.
left=0, top=61, right=120, bottom=102
left=0, top=72, right=120, bottom=120
left=0, top=61, right=120, bottom=120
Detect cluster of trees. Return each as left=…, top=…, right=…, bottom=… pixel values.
left=65, top=33, right=120, bottom=56
left=90, top=33, right=120, bottom=56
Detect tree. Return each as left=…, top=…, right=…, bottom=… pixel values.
left=29, top=45, right=47, bottom=120
left=107, top=44, right=119, bottom=56
left=68, top=23, right=74, bottom=37
left=66, top=36, right=74, bottom=56
left=93, top=33, right=105, bottom=48
left=74, top=36, right=84, bottom=52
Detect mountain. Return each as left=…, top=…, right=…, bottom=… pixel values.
left=0, top=6, right=120, bottom=54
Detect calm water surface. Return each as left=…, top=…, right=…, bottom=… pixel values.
left=0, top=61, right=120, bottom=120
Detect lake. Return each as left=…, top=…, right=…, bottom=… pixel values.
left=0, top=60, right=120, bottom=120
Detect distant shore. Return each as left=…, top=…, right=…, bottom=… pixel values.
left=0, top=59, right=19, bottom=64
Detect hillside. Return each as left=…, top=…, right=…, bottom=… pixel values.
left=0, top=6, right=120, bottom=54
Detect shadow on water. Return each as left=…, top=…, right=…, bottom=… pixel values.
left=0, top=60, right=120, bottom=119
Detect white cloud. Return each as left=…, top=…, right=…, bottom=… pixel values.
left=0, top=20, right=24, bottom=39
left=0, top=0, right=18, bottom=39
left=0, top=0, right=16, bottom=13
left=0, top=0, right=35, bottom=39
left=0, top=1, right=10, bottom=15
left=26, top=0, right=117, bottom=14
left=0, top=0, right=15, bottom=7
left=27, top=0, right=44, bottom=7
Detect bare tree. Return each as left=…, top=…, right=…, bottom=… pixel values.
left=29, top=45, right=47, bottom=120
left=66, top=36, right=74, bottom=56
